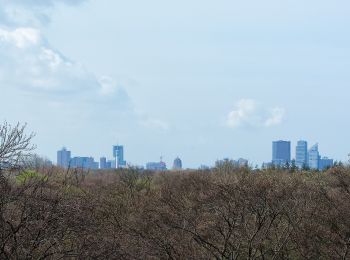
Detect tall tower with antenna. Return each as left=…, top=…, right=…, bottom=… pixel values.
left=113, top=145, right=126, bottom=168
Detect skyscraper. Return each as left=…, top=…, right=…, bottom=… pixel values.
left=100, top=157, right=107, bottom=169
left=238, top=158, right=249, bottom=167
left=319, top=157, right=333, bottom=170
left=172, top=157, right=182, bottom=170
left=272, top=140, right=291, bottom=166
left=106, top=160, right=113, bottom=169
left=308, top=144, right=320, bottom=170
left=113, top=145, right=126, bottom=168
left=70, top=157, right=98, bottom=170
left=146, top=161, right=167, bottom=171
left=296, top=140, right=308, bottom=169
left=57, top=147, right=71, bottom=168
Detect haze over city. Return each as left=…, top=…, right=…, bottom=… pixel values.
left=1, top=0, right=349, bottom=167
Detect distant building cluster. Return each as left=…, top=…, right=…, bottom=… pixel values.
left=146, top=157, right=168, bottom=171
left=57, top=145, right=127, bottom=170
left=215, top=158, right=249, bottom=168
left=56, top=139, right=337, bottom=171
left=57, top=146, right=182, bottom=171
left=70, top=156, right=99, bottom=169
left=270, top=140, right=333, bottom=170
left=99, top=157, right=113, bottom=169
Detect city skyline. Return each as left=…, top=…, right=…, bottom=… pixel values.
left=55, top=138, right=338, bottom=170
left=270, top=140, right=334, bottom=170
left=1, top=0, right=349, bottom=168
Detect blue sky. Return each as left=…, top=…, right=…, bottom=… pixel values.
left=1, top=0, right=349, bottom=168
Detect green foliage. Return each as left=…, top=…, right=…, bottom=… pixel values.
left=119, top=168, right=153, bottom=193
left=15, top=170, right=47, bottom=184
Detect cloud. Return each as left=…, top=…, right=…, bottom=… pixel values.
left=0, top=0, right=88, bottom=26
left=226, top=99, right=285, bottom=128
left=226, top=99, right=257, bottom=128
left=0, top=0, right=132, bottom=111
left=9, top=0, right=87, bottom=6
left=98, top=76, right=121, bottom=96
left=0, top=26, right=131, bottom=117
left=0, top=27, right=88, bottom=93
left=0, top=27, right=41, bottom=47
left=264, top=107, right=286, bottom=127
left=0, top=0, right=160, bottom=135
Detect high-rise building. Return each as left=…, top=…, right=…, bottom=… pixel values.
left=146, top=162, right=167, bottom=171
left=216, top=158, right=249, bottom=168
left=107, top=159, right=116, bottom=169
left=100, top=157, right=107, bottom=169
left=146, top=158, right=167, bottom=171
left=296, top=140, right=308, bottom=169
left=172, top=157, right=182, bottom=170
left=262, top=162, right=273, bottom=169
left=308, top=144, right=320, bottom=170
left=113, top=145, right=127, bottom=168
left=70, top=157, right=98, bottom=169
left=272, top=140, right=291, bottom=166
left=238, top=158, right=248, bottom=167
left=92, top=161, right=99, bottom=170
left=100, top=157, right=113, bottom=169
left=319, top=157, right=334, bottom=170
left=106, top=160, right=113, bottom=169
left=57, top=147, right=71, bottom=168
left=199, top=165, right=210, bottom=170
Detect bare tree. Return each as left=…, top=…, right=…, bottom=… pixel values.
left=0, top=121, right=36, bottom=172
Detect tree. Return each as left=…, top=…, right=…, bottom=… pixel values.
left=284, top=161, right=291, bottom=170
left=290, top=159, right=297, bottom=173
left=0, top=121, right=35, bottom=172
left=302, top=162, right=310, bottom=171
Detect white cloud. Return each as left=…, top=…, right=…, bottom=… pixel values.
left=0, top=0, right=162, bottom=135
left=264, top=107, right=286, bottom=127
left=98, top=76, right=119, bottom=96
left=0, top=0, right=131, bottom=109
left=0, top=27, right=41, bottom=48
left=9, top=0, right=87, bottom=6
left=0, top=26, right=130, bottom=103
left=226, top=99, right=285, bottom=128
left=0, top=27, right=96, bottom=94
left=226, top=99, right=257, bottom=128
left=40, top=48, right=64, bottom=69
left=0, top=0, right=88, bottom=26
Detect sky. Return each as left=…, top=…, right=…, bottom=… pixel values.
left=0, top=0, right=350, bottom=168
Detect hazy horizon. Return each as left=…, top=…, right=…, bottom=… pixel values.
left=1, top=0, right=349, bottom=168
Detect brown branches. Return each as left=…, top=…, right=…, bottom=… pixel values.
left=1, top=161, right=350, bottom=259
left=0, top=122, right=36, bottom=172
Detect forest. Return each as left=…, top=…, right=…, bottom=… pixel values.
left=1, top=122, right=350, bottom=259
